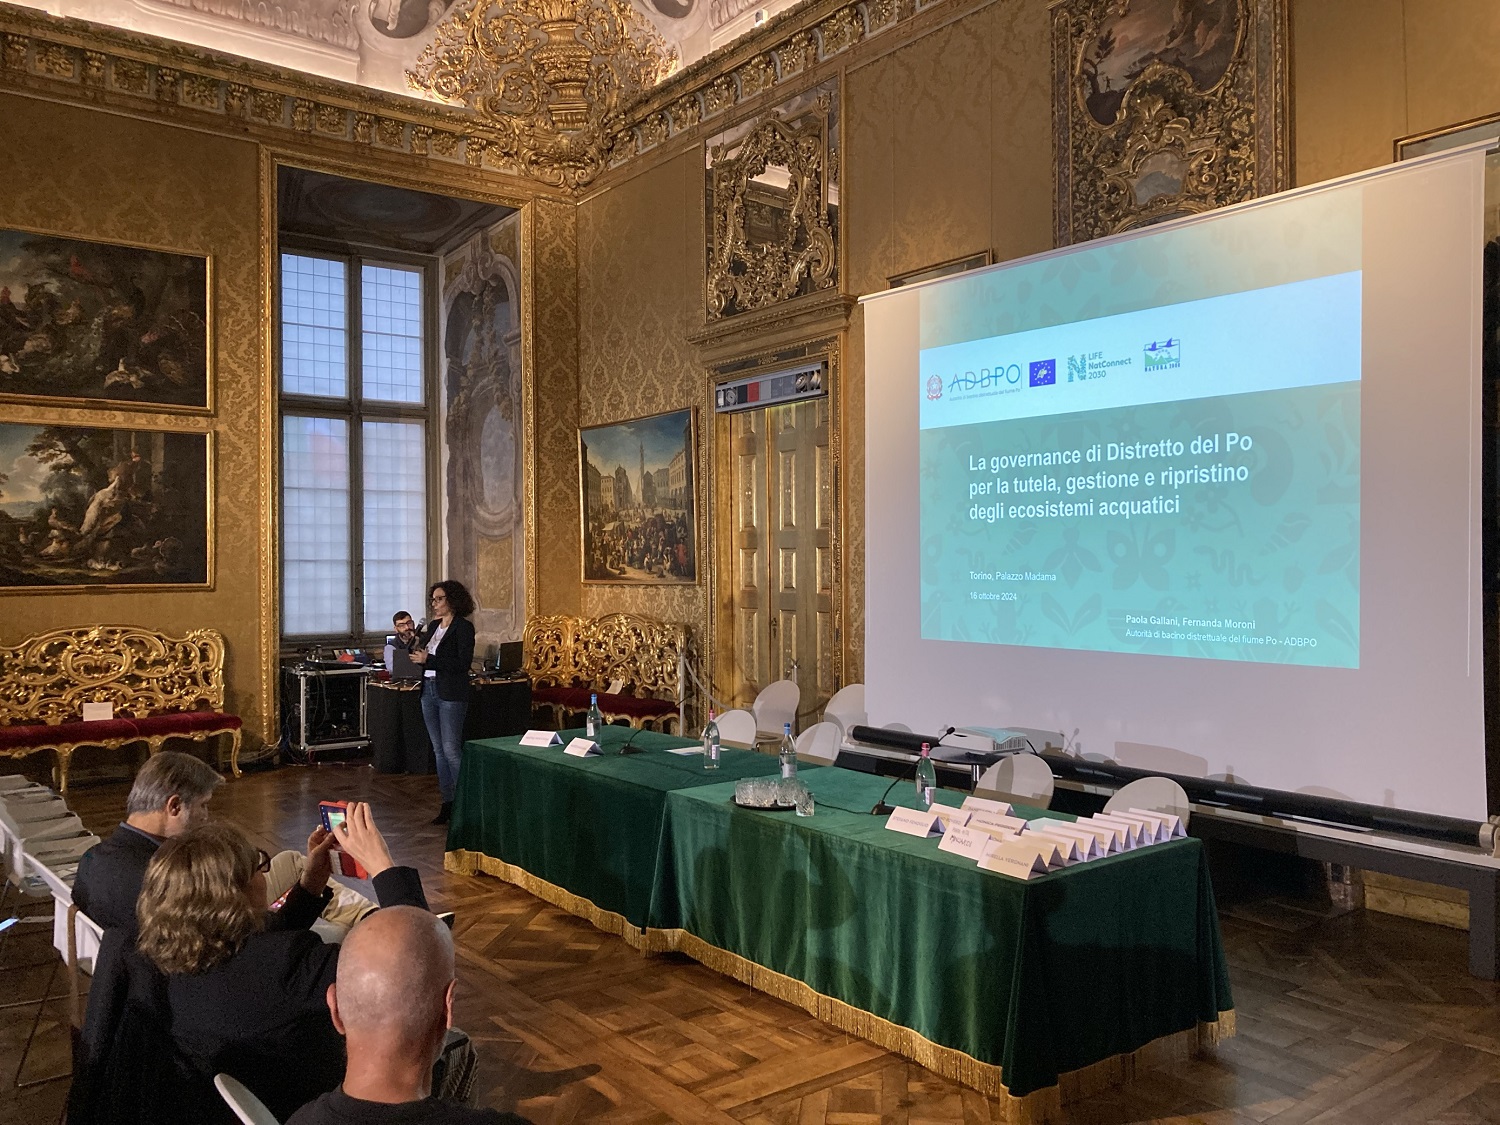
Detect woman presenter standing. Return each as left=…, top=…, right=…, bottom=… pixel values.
left=411, top=579, right=476, bottom=824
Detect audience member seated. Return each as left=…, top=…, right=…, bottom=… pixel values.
left=289, top=907, right=531, bottom=1125
left=71, top=803, right=426, bottom=1125
left=73, top=750, right=373, bottom=940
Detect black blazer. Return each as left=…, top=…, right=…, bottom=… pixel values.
left=72, top=866, right=429, bottom=1125
left=422, top=616, right=475, bottom=702
left=73, top=823, right=161, bottom=941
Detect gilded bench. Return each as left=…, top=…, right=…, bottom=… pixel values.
left=0, top=625, right=242, bottom=792
left=522, top=613, right=688, bottom=734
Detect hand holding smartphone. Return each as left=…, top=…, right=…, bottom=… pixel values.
left=318, top=800, right=369, bottom=879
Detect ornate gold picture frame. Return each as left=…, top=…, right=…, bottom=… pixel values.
left=579, top=407, right=697, bottom=585
left=0, top=421, right=212, bottom=591
left=1051, top=0, right=1289, bottom=246
left=0, top=226, right=211, bottom=412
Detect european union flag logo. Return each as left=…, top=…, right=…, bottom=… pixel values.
left=1029, top=359, right=1055, bottom=387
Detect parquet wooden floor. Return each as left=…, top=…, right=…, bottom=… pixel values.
left=4, top=763, right=1500, bottom=1124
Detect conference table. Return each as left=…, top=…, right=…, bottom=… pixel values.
left=445, top=726, right=1233, bottom=1113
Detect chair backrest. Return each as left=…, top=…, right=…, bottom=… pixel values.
left=882, top=722, right=912, bottom=733
left=714, top=708, right=759, bottom=748
left=795, top=721, right=842, bottom=764
left=215, top=1073, right=282, bottom=1125
left=1104, top=776, right=1192, bottom=827
left=752, top=679, right=800, bottom=736
left=821, top=684, right=866, bottom=737
left=977, top=753, right=1055, bottom=808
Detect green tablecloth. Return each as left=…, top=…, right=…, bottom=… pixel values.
left=660, top=768, right=1231, bottom=1097
left=447, top=731, right=1233, bottom=1101
left=446, top=726, right=788, bottom=928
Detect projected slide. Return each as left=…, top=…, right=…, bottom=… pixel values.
left=918, top=271, right=1361, bottom=668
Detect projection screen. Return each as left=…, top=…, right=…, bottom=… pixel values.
left=862, top=146, right=1488, bottom=821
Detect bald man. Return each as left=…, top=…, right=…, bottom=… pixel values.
left=287, top=907, right=530, bottom=1124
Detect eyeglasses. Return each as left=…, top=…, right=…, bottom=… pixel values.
left=430, top=593, right=448, bottom=604
left=254, top=848, right=272, bottom=874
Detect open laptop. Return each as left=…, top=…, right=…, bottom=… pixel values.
left=384, top=637, right=423, bottom=680
left=494, top=641, right=523, bottom=675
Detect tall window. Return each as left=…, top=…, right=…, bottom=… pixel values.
left=279, top=251, right=434, bottom=642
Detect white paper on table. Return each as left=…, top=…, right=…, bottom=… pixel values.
left=938, top=823, right=992, bottom=860
left=1090, top=815, right=1144, bottom=849
left=931, top=805, right=971, bottom=830
left=520, top=730, right=563, bottom=747
left=978, top=838, right=1054, bottom=879
left=562, top=737, right=601, bottom=757
left=665, top=746, right=702, bottom=756
left=885, top=807, right=944, bottom=838
left=961, top=795, right=1012, bottom=816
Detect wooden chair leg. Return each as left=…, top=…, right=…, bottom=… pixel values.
left=226, top=728, right=243, bottom=778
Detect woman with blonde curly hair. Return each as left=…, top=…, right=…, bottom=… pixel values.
left=73, top=803, right=428, bottom=1125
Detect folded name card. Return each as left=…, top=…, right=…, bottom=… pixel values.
left=563, top=737, right=601, bottom=757
left=961, top=795, right=1012, bottom=816
left=1027, top=820, right=1101, bottom=860
left=885, top=807, right=944, bottom=838
left=520, top=730, right=563, bottom=747
left=1108, top=809, right=1167, bottom=843
left=979, top=838, right=1055, bottom=879
left=1128, top=807, right=1186, bottom=839
left=938, top=823, right=991, bottom=860
left=967, top=811, right=1028, bottom=837
left=81, top=702, right=114, bottom=722
left=931, top=805, right=971, bottom=830
left=1089, top=815, right=1144, bottom=849
left=1025, top=829, right=1083, bottom=864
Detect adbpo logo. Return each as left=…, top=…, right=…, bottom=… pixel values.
left=925, top=374, right=944, bottom=401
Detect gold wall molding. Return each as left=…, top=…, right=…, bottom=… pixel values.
left=0, top=4, right=558, bottom=198
left=1050, top=0, right=1289, bottom=244
left=408, top=0, right=677, bottom=190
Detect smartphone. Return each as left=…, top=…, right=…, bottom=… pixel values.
left=317, top=800, right=368, bottom=879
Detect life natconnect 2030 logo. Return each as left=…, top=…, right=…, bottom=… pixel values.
left=925, top=374, right=944, bottom=400
left=1029, top=359, right=1056, bottom=387
left=1143, top=338, right=1180, bottom=371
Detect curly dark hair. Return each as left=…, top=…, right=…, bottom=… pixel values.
left=428, top=579, right=475, bottom=619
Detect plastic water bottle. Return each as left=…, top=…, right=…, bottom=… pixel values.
left=586, top=693, right=601, bottom=739
left=915, top=742, right=936, bottom=810
left=702, top=709, right=721, bottom=770
left=779, top=722, right=797, bottom=780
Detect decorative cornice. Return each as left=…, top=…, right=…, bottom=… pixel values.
left=0, top=2, right=558, bottom=197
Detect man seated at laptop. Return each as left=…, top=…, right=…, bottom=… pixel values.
left=74, top=751, right=373, bottom=940
left=386, top=611, right=424, bottom=680
left=289, top=906, right=531, bottom=1125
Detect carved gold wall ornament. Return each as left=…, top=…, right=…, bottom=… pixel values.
left=705, top=82, right=838, bottom=320
left=407, top=0, right=678, bottom=189
left=1051, top=0, right=1288, bottom=245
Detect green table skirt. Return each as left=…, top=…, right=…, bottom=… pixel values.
left=446, top=732, right=1233, bottom=1108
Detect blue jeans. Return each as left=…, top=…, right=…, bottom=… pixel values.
left=421, top=679, right=468, bottom=803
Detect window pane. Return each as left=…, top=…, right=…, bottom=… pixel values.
left=363, top=420, right=426, bottom=630
left=282, top=254, right=348, bottom=398
left=283, top=415, right=350, bottom=635
left=361, top=265, right=423, bottom=404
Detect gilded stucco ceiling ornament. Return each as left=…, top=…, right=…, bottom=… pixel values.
left=407, top=0, right=677, bottom=189
left=705, top=89, right=838, bottom=320
left=1051, top=0, right=1288, bottom=245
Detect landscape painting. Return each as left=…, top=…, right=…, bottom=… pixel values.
left=0, top=423, right=211, bottom=590
left=580, top=409, right=696, bottom=584
left=0, top=229, right=210, bottom=410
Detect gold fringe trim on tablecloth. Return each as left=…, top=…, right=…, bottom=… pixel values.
left=445, top=848, right=1235, bottom=1123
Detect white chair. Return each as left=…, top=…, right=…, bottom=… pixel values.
left=977, top=753, right=1055, bottom=809
left=795, top=721, right=842, bottom=764
left=752, top=679, right=800, bottom=738
left=822, top=684, right=866, bottom=738
left=1105, top=776, right=1192, bottom=828
left=215, top=1073, right=282, bottom=1125
left=882, top=722, right=912, bottom=732
left=2, top=810, right=89, bottom=888
left=715, top=709, right=759, bottom=748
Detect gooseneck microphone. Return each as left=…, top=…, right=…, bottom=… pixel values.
left=871, top=765, right=916, bottom=816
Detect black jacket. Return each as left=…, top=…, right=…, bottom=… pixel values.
left=73, top=822, right=161, bottom=941
left=71, top=866, right=429, bottom=1125
left=288, top=1089, right=531, bottom=1124
left=422, top=617, right=475, bottom=703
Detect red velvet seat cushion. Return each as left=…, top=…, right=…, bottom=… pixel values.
left=131, top=712, right=241, bottom=736
left=0, top=711, right=240, bottom=752
left=531, top=686, right=674, bottom=720
left=0, top=719, right=142, bottom=751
